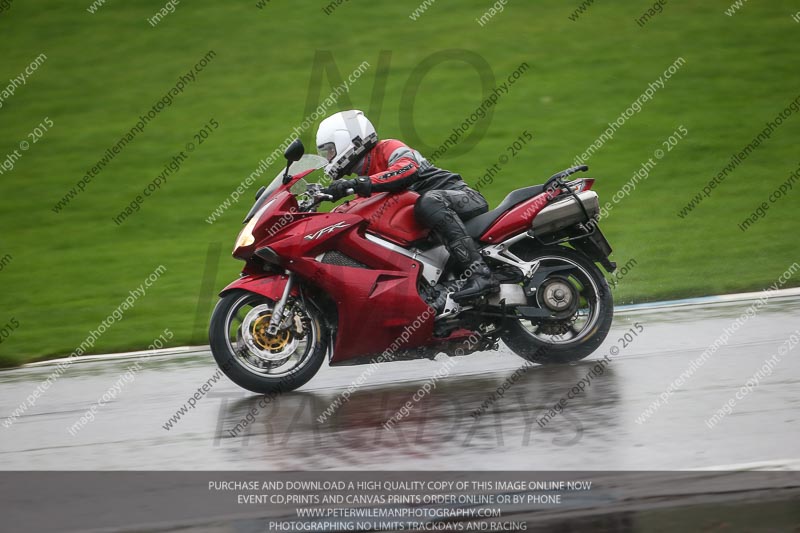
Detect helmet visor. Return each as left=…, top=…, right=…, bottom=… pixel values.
left=317, top=142, right=337, bottom=162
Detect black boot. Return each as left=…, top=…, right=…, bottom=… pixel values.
left=448, top=237, right=499, bottom=303
left=416, top=197, right=498, bottom=303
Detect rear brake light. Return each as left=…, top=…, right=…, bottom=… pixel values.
left=570, top=178, right=595, bottom=192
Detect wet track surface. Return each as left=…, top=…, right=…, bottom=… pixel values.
left=1, top=295, right=799, bottom=471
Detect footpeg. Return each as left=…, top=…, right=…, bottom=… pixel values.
left=436, top=293, right=462, bottom=320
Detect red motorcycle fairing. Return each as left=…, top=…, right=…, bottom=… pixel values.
left=267, top=216, right=435, bottom=363
left=234, top=187, right=436, bottom=362
left=334, top=191, right=429, bottom=246
left=479, top=190, right=560, bottom=243
left=233, top=189, right=299, bottom=261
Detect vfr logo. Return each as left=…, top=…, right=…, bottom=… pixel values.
left=304, top=221, right=350, bottom=240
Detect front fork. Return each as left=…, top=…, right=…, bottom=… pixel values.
left=266, top=271, right=294, bottom=335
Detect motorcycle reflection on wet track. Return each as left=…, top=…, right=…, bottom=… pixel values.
left=212, top=361, right=621, bottom=469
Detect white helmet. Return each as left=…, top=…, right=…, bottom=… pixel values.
left=316, top=110, right=378, bottom=180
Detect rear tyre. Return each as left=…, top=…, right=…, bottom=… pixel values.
left=500, top=245, right=613, bottom=364
left=209, top=290, right=327, bottom=394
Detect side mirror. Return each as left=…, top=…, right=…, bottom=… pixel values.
left=254, top=185, right=266, bottom=200
left=282, top=139, right=305, bottom=183
left=284, top=139, right=304, bottom=163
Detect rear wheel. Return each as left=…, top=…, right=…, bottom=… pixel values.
left=500, top=246, right=613, bottom=364
left=209, top=290, right=327, bottom=394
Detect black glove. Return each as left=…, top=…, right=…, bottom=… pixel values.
left=323, top=179, right=356, bottom=202
left=323, top=177, right=372, bottom=201
left=352, top=176, right=373, bottom=197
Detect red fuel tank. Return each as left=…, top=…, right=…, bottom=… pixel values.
left=333, top=191, right=429, bottom=246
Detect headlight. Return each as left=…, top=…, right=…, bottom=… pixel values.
left=233, top=200, right=274, bottom=251
left=234, top=220, right=257, bottom=249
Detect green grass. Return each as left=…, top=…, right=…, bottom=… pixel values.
left=1, top=1, right=798, bottom=367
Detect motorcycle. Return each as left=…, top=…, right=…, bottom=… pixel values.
left=209, top=139, right=616, bottom=394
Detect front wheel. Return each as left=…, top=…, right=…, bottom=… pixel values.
left=500, top=246, right=613, bottom=364
left=209, top=289, right=328, bottom=394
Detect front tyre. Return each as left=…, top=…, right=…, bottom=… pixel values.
left=209, top=290, right=327, bottom=394
left=500, top=246, right=613, bottom=364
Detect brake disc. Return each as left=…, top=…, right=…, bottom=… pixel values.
left=241, top=304, right=300, bottom=362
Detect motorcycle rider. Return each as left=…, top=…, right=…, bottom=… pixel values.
left=316, top=109, right=498, bottom=302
